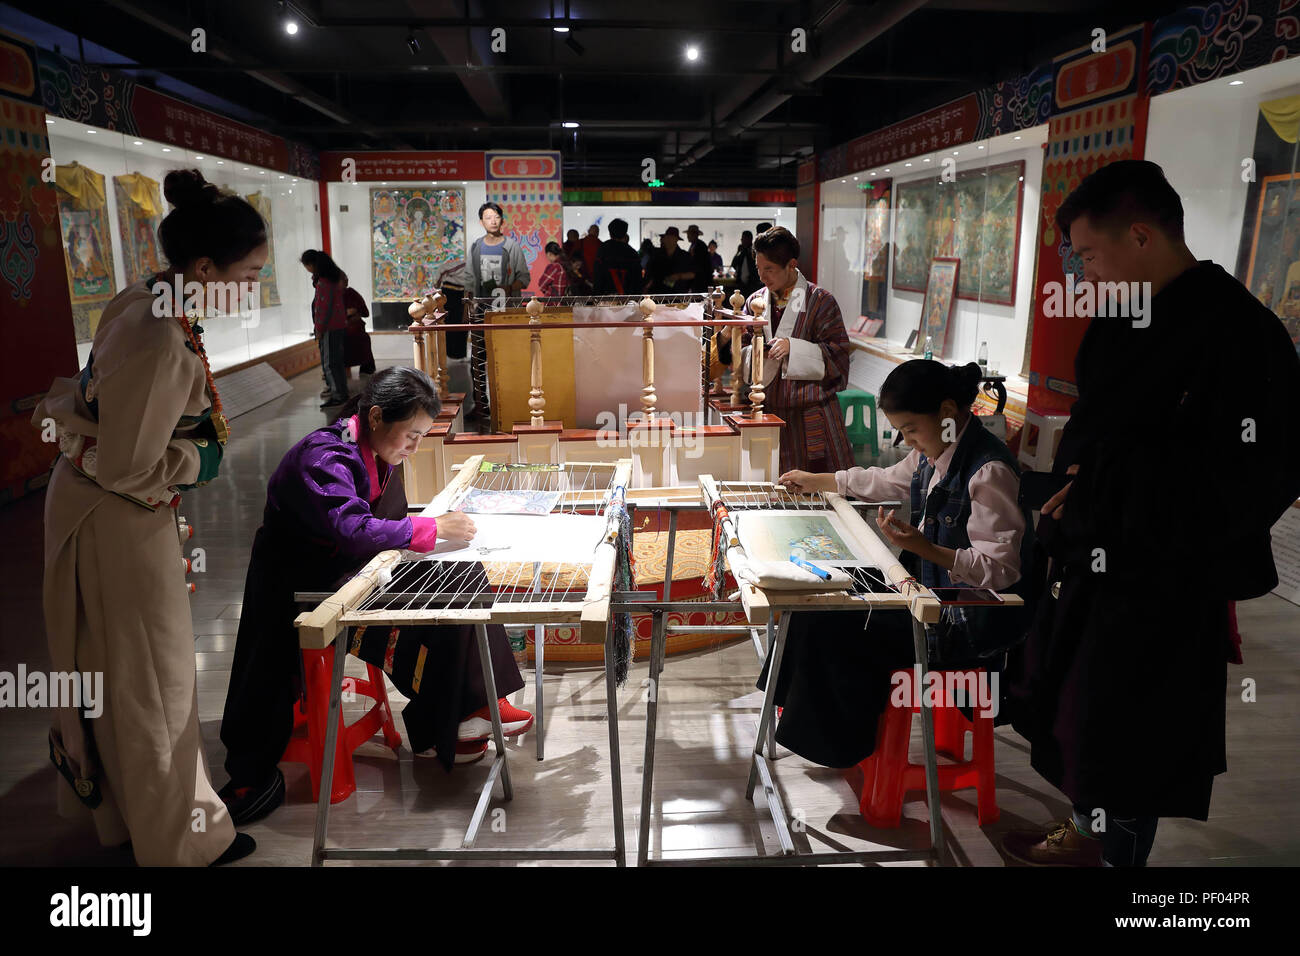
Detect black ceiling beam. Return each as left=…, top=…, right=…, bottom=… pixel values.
left=292, top=16, right=802, bottom=36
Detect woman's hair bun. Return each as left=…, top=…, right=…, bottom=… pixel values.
left=163, top=169, right=221, bottom=210
left=949, top=361, right=982, bottom=407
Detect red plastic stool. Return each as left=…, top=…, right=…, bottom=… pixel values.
left=856, top=668, right=999, bottom=827
left=282, top=644, right=402, bottom=804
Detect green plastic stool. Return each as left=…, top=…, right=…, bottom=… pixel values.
left=838, top=389, right=879, bottom=461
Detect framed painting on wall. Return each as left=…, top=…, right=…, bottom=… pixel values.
left=55, top=162, right=118, bottom=342
left=917, top=257, right=960, bottom=357
left=113, top=173, right=164, bottom=287
left=371, top=187, right=466, bottom=301
left=244, top=193, right=281, bottom=307
left=891, top=160, right=1024, bottom=306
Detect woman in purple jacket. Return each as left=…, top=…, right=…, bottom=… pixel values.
left=219, top=367, right=531, bottom=824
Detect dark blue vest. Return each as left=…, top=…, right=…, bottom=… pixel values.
left=900, top=416, right=1034, bottom=663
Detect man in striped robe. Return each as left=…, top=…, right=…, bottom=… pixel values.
left=740, top=226, right=853, bottom=474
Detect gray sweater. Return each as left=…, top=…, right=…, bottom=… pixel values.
left=468, top=234, right=530, bottom=299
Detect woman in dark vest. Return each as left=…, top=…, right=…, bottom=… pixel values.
left=764, top=361, right=1032, bottom=767
left=218, top=367, right=531, bottom=824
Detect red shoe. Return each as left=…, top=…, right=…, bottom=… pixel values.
left=458, top=698, right=534, bottom=740
left=415, top=740, right=490, bottom=765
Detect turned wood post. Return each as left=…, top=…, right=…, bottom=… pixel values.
left=729, top=289, right=746, bottom=405
left=527, top=296, right=545, bottom=426
left=640, top=296, right=657, bottom=419
left=749, top=298, right=767, bottom=418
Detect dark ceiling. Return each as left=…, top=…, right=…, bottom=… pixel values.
left=6, top=0, right=1190, bottom=188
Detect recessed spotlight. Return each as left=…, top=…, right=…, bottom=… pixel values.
left=86, top=129, right=96, bottom=134
left=195, top=155, right=204, bottom=160
left=923, top=157, right=931, bottom=162
left=686, top=46, right=700, bottom=61
left=1229, top=79, right=1244, bottom=86
left=562, top=121, right=579, bottom=129
left=884, top=168, right=891, bottom=172
left=553, top=26, right=570, bottom=33
left=278, top=174, right=285, bottom=179
left=217, top=161, right=224, bottom=165
left=258, top=170, right=265, bottom=174
left=904, top=162, right=912, bottom=167
left=852, top=176, right=858, bottom=180
left=45, top=118, right=54, bottom=124
left=952, top=150, right=959, bottom=155
left=243, top=167, right=250, bottom=170
left=285, top=20, right=298, bottom=35
left=381, top=181, right=388, bottom=185
left=162, top=146, right=171, bottom=151
left=133, top=140, right=143, bottom=145
left=977, top=144, right=985, bottom=149
left=1014, top=135, right=1022, bottom=140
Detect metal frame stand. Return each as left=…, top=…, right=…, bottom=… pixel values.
left=307, top=621, right=625, bottom=865
left=628, top=502, right=950, bottom=867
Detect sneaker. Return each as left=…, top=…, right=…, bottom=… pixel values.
left=414, top=740, right=489, bottom=765
left=1001, top=819, right=1104, bottom=867
left=217, top=768, right=285, bottom=827
left=458, top=698, right=534, bottom=741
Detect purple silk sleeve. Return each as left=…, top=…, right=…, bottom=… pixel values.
left=284, top=437, right=413, bottom=558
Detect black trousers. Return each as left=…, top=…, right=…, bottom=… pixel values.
left=319, top=327, right=348, bottom=402
left=757, top=609, right=916, bottom=768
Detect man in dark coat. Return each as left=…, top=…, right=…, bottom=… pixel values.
left=1004, top=160, right=1300, bottom=866
left=593, top=218, right=643, bottom=295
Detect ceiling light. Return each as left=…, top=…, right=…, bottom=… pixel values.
left=686, top=46, right=700, bottom=61
left=133, top=140, right=143, bottom=145
left=243, top=166, right=250, bottom=170
left=259, top=170, right=265, bottom=174
left=279, top=174, right=285, bottom=178
left=46, top=118, right=55, bottom=125
left=406, top=32, right=420, bottom=55
left=904, top=162, right=912, bottom=166
left=977, top=144, right=985, bottom=149
left=1013, top=135, right=1021, bottom=140
left=1229, top=79, right=1244, bottom=86
left=195, top=155, right=204, bottom=160
left=161, top=146, right=170, bottom=151
left=86, top=129, right=96, bottom=134
left=923, top=157, right=931, bottom=162
left=553, top=26, right=570, bottom=33
left=285, top=20, right=298, bottom=35
left=562, top=121, right=579, bottom=129
left=217, top=160, right=224, bottom=165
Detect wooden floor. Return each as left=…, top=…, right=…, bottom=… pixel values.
left=2, top=361, right=1298, bottom=867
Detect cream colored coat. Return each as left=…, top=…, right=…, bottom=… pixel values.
left=32, top=281, right=236, bottom=865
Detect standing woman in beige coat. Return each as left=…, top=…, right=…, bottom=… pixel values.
left=33, top=169, right=266, bottom=865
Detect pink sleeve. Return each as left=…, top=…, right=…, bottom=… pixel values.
left=408, top=515, right=439, bottom=552
left=834, top=447, right=919, bottom=503
left=949, top=460, right=1025, bottom=590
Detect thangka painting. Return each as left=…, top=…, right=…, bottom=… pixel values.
left=244, top=193, right=281, bottom=308
left=917, top=257, right=960, bottom=358
left=112, top=173, right=164, bottom=286
left=371, top=187, right=466, bottom=301
left=1242, top=173, right=1300, bottom=355
left=737, top=511, right=861, bottom=565
left=892, top=160, right=1024, bottom=305
left=55, top=163, right=118, bottom=342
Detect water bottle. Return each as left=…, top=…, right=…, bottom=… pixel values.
left=923, top=335, right=933, bottom=361
left=978, top=341, right=989, bottom=373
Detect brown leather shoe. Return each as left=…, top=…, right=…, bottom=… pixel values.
left=1002, top=820, right=1104, bottom=867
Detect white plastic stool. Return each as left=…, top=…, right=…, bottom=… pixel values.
left=1018, top=411, right=1069, bottom=472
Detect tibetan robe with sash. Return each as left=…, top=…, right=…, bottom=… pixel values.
left=740, top=271, right=853, bottom=473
